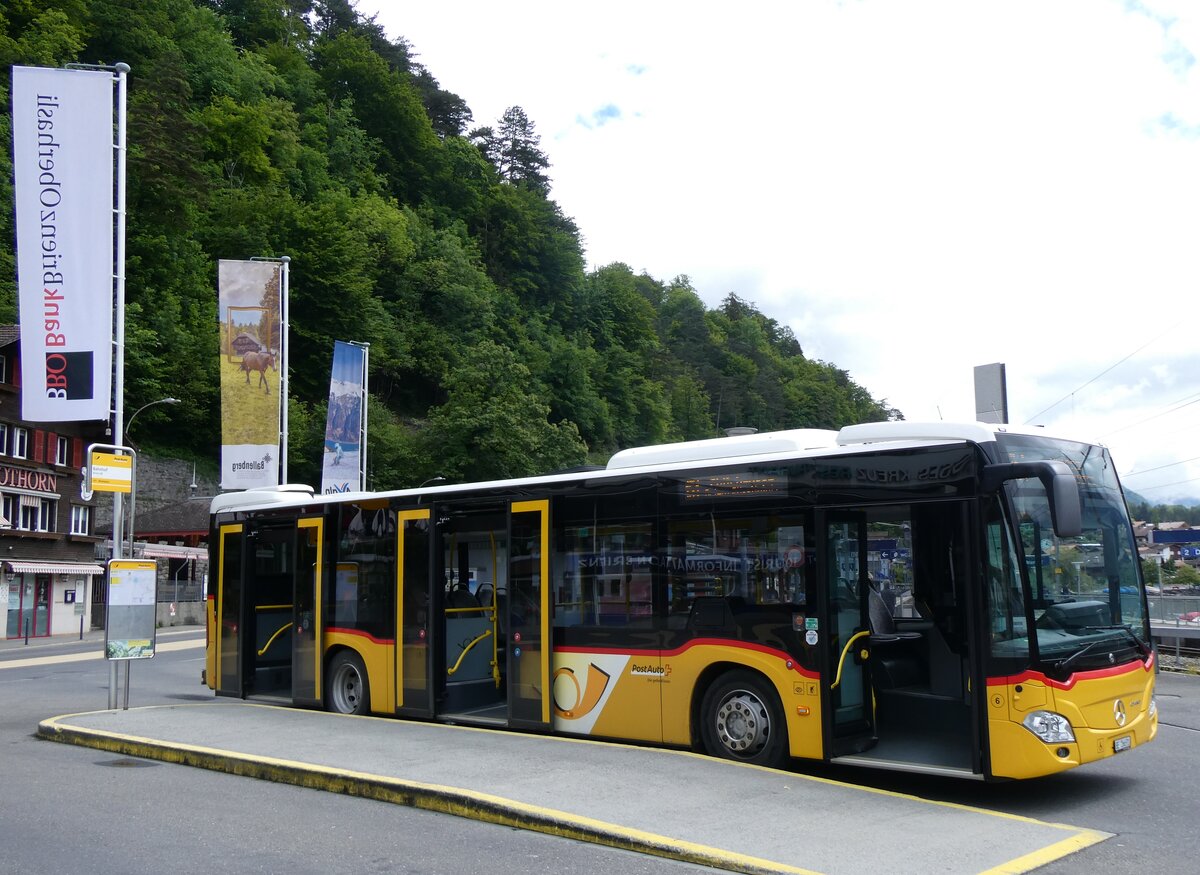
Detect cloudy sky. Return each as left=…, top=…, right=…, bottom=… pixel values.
left=368, top=0, right=1200, bottom=503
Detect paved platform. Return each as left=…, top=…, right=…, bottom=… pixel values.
left=39, top=701, right=1108, bottom=875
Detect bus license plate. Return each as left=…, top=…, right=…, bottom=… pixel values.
left=1113, top=735, right=1132, bottom=753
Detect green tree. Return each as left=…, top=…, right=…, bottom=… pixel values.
left=472, top=106, right=550, bottom=193
left=313, top=30, right=441, bottom=205
left=424, top=341, right=587, bottom=481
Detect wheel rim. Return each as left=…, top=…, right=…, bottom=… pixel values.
left=331, top=662, right=363, bottom=713
left=714, top=689, right=771, bottom=758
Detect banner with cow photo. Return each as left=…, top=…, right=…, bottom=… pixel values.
left=321, top=341, right=366, bottom=494
left=12, top=66, right=115, bottom=422
left=218, top=259, right=282, bottom=489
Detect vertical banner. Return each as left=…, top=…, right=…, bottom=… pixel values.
left=321, top=341, right=366, bottom=494
left=12, top=66, right=115, bottom=421
left=218, top=260, right=282, bottom=489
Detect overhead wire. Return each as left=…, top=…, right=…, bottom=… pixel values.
left=1103, top=391, right=1200, bottom=440
left=1020, top=324, right=1198, bottom=492
left=1126, top=474, right=1200, bottom=493
left=1022, top=329, right=1172, bottom=425
left=1124, top=454, right=1200, bottom=478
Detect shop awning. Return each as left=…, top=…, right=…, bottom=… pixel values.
left=139, top=545, right=206, bottom=560
left=6, top=561, right=106, bottom=576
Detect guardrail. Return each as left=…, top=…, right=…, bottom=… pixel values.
left=1147, top=594, right=1200, bottom=624
left=1151, top=620, right=1200, bottom=669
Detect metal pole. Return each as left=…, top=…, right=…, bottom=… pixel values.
left=280, top=255, right=290, bottom=484
left=109, top=61, right=130, bottom=710
left=357, top=342, right=370, bottom=492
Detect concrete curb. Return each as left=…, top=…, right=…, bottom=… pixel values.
left=37, top=713, right=819, bottom=875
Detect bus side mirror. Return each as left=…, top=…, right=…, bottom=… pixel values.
left=981, top=460, right=1082, bottom=539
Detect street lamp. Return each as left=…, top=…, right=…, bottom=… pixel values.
left=124, top=397, right=180, bottom=440
left=115, top=396, right=180, bottom=559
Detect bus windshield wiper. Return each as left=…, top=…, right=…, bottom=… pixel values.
left=1083, top=624, right=1152, bottom=658
left=1055, top=639, right=1106, bottom=672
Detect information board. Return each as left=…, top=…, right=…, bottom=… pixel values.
left=105, top=559, right=157, bottom=659
left=91, top=451, right=133, bottom=493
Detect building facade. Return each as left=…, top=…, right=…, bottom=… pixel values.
left=0, top=328, right=107, bottom=638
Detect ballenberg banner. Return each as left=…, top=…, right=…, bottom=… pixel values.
left=12, top=66, right=115, bottom=422
left=218, top=259, right=282, bottom=489
left=321, top=341, right=366, bottom=494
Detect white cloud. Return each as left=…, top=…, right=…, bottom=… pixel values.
left=371, top=0, right=1200, bottom=502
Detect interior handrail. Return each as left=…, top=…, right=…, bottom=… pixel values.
left=830, top=630, right=870, bottom=690
left=257, top=621, right=291, bottom=657
left=447, top=628, right=493, bottom=676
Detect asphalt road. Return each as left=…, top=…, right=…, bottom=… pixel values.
left=3, top=628, right=1197, bottom=874
left=791, top=669, right=1200, bottom=875
left=0, top=629, right=710, bottom=875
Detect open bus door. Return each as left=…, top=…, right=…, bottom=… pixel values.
left=508, top=500, right=551, bottom=730
left=821, top=512, right=876, bottom=757
left=291, top=517, right=323, bottom=706
left=397, top=509, right=434, bottom=718
left=214, top=524, right=245, bottom=697
left=213, top=518, right=322, bottom=703
left=432, top=498, right=550, bottom=729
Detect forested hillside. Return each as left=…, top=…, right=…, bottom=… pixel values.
left=1, top=0, right=900, bottom=488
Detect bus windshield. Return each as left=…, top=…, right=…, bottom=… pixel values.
left=995, top=433, right=1151, bottom=673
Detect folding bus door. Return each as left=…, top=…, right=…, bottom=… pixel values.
left=215, top=520, right=316, bottom=702
left=821, top=512, right=876, bottom=757
left=396, top=509, right=434, bottom=718
left=292, top=517, right=323, bottom=706
left=214, top=524, right=246, bottom=697
left=507, top=500, right=551, bottom=729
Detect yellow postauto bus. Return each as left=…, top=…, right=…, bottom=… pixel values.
left=204, top=421, right=1157, bottom=780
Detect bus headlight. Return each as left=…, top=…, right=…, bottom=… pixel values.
left=1022, top=710, right=1076, bottom=743
left=1149, top=697, right=1157, bottom=718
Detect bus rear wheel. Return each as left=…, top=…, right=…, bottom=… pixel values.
left=700, top=671, right=788, bottom=768
left=327, top=651, right=370, bottom=715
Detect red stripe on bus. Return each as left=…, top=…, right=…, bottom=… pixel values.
left=557, top=638, right=820, bottom=679
left=326, top=626, right=395, bottom=646
left=986, top=651, right=1155, bottom=691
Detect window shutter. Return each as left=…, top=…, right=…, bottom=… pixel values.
left=48, top=432, right=58, bottom=463
left=73, top=438, right=84, bottom=469
left=33, top=430, right=45, bottom=463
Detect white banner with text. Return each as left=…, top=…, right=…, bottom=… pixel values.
left=13, top=66, right=114, bottom=422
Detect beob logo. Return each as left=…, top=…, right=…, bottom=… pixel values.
left=45, top=352, right=94, bottom=400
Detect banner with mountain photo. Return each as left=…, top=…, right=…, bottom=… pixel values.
left=12, top=66, right=115, bottom=422
left=321, top=341, right=366, bottom=494
left=218, top=259, right=282, bottom=489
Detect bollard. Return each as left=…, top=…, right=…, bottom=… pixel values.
left=25, top=616, right=30, bottom=645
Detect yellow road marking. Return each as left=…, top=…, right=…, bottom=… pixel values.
left=0, top=638, right=203, bottom=670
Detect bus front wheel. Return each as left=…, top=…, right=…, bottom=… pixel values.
left=327, top=651, right=370, bottom=715
left=700, top=671, right=788, bottom=768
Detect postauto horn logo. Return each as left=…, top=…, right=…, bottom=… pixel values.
left=552, top=663, right=611, bottom=720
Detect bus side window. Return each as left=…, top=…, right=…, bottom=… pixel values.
left=555, top=522, right=653, bottom=629
left=664, top=515, right=808, bottom=628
